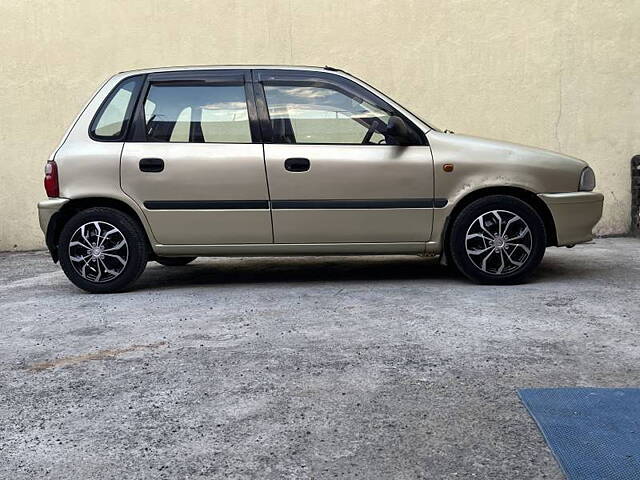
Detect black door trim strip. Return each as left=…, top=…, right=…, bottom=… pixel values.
left=144, top=200, right=270, bottom=210
left=144, top=198, right=448, bottom=210
left=271, top=198, right=448, bottom=209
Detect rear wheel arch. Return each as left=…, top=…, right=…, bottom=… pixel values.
left=442, top=186, right=558, bottom=254
left=57, top=206, right=149, bottom=293
left=47, top=197, right=154, bottom=262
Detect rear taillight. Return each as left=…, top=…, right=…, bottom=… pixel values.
left=44, top=160, right=59, bottom=197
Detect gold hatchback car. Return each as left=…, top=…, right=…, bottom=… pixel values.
left=39, top=66, right=603, bottom=293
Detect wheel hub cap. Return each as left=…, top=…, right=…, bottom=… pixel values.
left=68, top=221, right=128, bottom=283
left=493, top=236, right=506, bottom=249
left=465, top=210, right=533, bottom=275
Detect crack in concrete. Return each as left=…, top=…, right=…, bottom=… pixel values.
left=554, top=70, right=563, bottom=151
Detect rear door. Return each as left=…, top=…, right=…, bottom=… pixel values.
left=121, top=70, right=272, bottom=245
left=253, top=69, right=435, bottom=247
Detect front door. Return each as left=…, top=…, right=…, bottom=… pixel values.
left=254, top=69, right=434, bottom=247
left=121, top=70, right=272, bottom=245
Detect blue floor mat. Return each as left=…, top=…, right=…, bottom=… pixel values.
left=519, top=388, right=640, bottom=480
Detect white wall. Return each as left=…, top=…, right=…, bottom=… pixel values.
left=1, top=0, right=638, bottom=250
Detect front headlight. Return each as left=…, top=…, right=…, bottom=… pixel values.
left=579, top=167, right=596, bottom=191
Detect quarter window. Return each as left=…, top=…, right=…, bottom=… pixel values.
left=91, top=76, right=142, bottom=140
left=143, top=85, right=251, bottom=143
left=263, top=83, right=414, bottom=145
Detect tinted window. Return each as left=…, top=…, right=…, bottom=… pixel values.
left=91, top=76, right=142, bottom=140
left=143, top=85, right=251, bottom=143
left=263, top=83, right=415, bottom=145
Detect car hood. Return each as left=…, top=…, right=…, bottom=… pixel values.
left=427, top=130, right=589, bottom=194
left=432, top=133, right=588, bottom=169
left=432, top=132, right=588, bottom=170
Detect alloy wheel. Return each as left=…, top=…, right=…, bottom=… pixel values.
left=68, top=221, right=129, bottom=283
left=465, top=210, right=532, bottom=275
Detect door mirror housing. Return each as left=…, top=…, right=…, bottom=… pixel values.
left=386, top=116, right=411, bottom=145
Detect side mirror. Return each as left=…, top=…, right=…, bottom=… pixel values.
left=386, top=116, right=411, bottom=145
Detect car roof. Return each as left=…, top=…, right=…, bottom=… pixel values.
left=118, top=65, right=345, bottom=75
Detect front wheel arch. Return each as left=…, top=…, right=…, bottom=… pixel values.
left=447, top=194, right=547, bottom=284
left=442, top=187, right=558, bottom=259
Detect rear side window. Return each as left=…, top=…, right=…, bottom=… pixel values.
left=143, top=84, right=251, bottom=143
left=90, top=76, right=143, bottom=141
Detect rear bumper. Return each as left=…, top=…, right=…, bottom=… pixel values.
left=38, top=198, right=69, bottom=234
left=538, top=192, right=604, bottom=246
left=38, top=198, right=69, bottom=261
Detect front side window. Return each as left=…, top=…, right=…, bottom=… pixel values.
left=91, top=76, right=142, bottom=140
left=143, top=84, right=251, bottom=143
left=263, top=83, right=418, bottom=145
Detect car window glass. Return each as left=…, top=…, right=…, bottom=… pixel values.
left=170, top=107, right=192, bottom=142
left=144, top=99, right=156, bottom=122
left=92, top=78, right=140, bottom=139
left=143, top=84, right=251, bottom=143
left=263, top=84, right=391, bottom=144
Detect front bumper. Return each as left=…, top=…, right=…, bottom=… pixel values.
left=538, top=192, right=604, bottom=246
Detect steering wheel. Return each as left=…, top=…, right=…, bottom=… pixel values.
left=361, top=120, right=380, bottom=144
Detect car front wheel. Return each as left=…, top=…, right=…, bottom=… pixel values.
left=58, top=207, right=148, bottom=293
left=449, top=195, right=546, bottom=284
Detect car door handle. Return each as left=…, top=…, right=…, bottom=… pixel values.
left=284, top=158, right=310, bottom=172
left=139, top=158, right=164, bottom=173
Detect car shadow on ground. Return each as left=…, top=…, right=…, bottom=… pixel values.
left=136, top=256, right=454, bottom=290
left=131, top=253, right=605, bottom=291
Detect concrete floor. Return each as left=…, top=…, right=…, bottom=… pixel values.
left=0, top=237, right=639, bottom=479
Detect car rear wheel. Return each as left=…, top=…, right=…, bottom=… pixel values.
left=449, top=195, right=546, bottom=284
left=155, top=256, right=197, bottom=266
left=58, top=207, right=148, bottom=293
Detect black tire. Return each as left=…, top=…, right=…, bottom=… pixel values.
left=58, top=207, right=148, bottom=293
left=449, top=195, right=546, bottom=285
left=155, top=256, right=197, bottom=267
